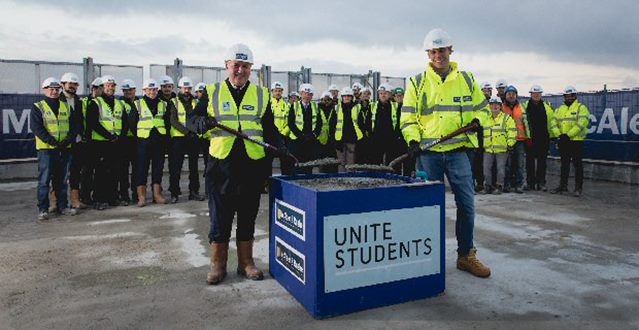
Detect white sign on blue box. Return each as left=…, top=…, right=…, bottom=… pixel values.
left=323, top=206, right=440, bottom=293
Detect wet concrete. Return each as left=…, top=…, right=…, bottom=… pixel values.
left=293, top=176, right=408, bottom=191
left=0, top=174, right=638, bottom=329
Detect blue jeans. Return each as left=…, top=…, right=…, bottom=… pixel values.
left=418, top=150, right=475, bottom=255
left=505, top=141, right=525, bottom=188
left=37, top=149, right=71, bottom=212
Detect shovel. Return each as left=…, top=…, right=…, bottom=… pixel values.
left=213, top=122, right=299, bottom=163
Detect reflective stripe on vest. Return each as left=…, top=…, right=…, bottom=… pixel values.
left=136, top=98, right=167, bottom=139
left=170, top=97, right=197, bottom=137
left=318, top=107, right=334, bottom=145
left=290, top=101, right=318, bottom=141
left=272, top=97, right=290, bottom=137
left=206, top=82, right=268, bottom=160
left=483, top=112, right=516, bottom=153
left=34, top=100, right=70, bottom=150
left=91, top=97, right=122, bottom=141
left=334, top=102, right=363, bottom=141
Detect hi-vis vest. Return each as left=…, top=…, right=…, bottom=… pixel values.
left=92, top=97, right=124, bottom=141
left=400, top=61, right=489, bottom=152
left=371, top=100, right=399, bottom=131
left=34, top=100, right=70, bottom=150
left=334, top=102, right=363, bottom=141
left=205, top=82, right=268, bottom=160
left=290, top=101, right=318, bottom=141
left=551, top=100, right=590, bottom=141
left=136, top=98, right=167, bottom=139
left=483, top=112, right=517, bottom=153
left=121, top=99, right=136, bottom=137
left=272, top=97, right=290, bottom=137
left=522, top=100, right=557, bottom=139
left=170, top=97, right=197, bottom=137
left=318, top=106, right=335, bottom=145
left=502, top=102, right=530, bottom=141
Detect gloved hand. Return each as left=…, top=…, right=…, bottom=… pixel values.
left=335, top=141, right=344, bottom=151
left=559, top=134, right=570, bottom=144
left=110, top=136, right=119, bottom=144
left=467, top=118, right=481, bottom=133
left=196, top=117, right=215, bottom=135
left=205, top=116, right=218, bottom=129
left=408, top=140, right=421, bottom=159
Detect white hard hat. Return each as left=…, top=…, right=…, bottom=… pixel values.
left=529, top=85, right=543, bottom=93
left=488, top=96, right=503, bottom=104
left=195, top=82, right=206, bottom=92
left=480, top=82, right=492, bottom=90
left=320, top=91, right=331, bottom=99
left=159, top=75, right=174, bottom=86
left=340, top=87, right=354, bottom=96
left=328, top=84, right=339, bottom=91
left=378, top=83, right=393, bottom=92
left=423, top=28, right=452, bottom=51
left=224, top=43, right=254, bottom=64
left=90, top=77, right=103, bottom=87
left=178, top=76, right=193, bottom=88
left=143, top=78, right=159, bottom=89
left=60, top=72, right=80, bottom=84
left=41, top=77, right=61, bottom=89
left=360, top=87, right=372, bottom=94
left=121, top=79, right=136, bottom=90
left=563, top=86, right=577, bottom=95
left=289, top=92, right=300, bottom=97
left=299, top=83, right=314, bottom=94
left=271, top=81, right=284, bottom=90
left=351, top=82, right=363, bottom=90
left=495, top=80, right=508, bottom=88
left=101, top=75, right=117, bottom=85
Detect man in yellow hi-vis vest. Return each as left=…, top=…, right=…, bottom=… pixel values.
left=550, top=86, right=591, bottom=197
left=188, top=44, right=284, bottom=285
left=400, top=28, right=491, bottom=278
left=30, top=77, right=79, bottom=222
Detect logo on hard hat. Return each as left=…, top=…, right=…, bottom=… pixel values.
left=433, top=39, right=443, bottom=45
left=235, top=53, right=248, bottom=60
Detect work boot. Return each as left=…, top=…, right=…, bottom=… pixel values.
left=236, top=240, right=264, bottom=280
left=70, top=189, right=87, bottom=209
left=170, top=195, right=179, bottom=204
left=550, top=186, right=568, bottom=194
left=457, top=248, right=491, bottom=278
left=152, top=184, right=166, bottom=204
left=188, top=191, right=206, bottom=201
left=573, top=189, right=582, bottom=197
left=137, top=186, right=147, bottom=207
left=206, top=242, right=228, bottom=285
left=502, top=186, right=511, bottom=193
left=94, top=202, right=107, bottom=211
left=522, top=184, right=530, bottom=191
left=48, top=190, right=58, bottom=213
left=514, top=186, right=523, bottom=194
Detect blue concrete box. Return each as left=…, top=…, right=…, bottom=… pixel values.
left=269, top=172, right=445, bottom=319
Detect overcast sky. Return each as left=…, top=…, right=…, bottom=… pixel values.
left=1, top=0, right=638, bottom=93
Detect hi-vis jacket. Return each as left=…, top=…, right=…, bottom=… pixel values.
left=483, top=112, right=517, bottom=153
left=170, top=97, right=197, bottom=138
left=205, top=82, right=269, bottom=160
left=502, top=102, right=530, bottom=141
left=400, top=62, right=489, bottom=152
left=34, top=100, right=70, bottom=150
left=551, top=100, right=590, bottom=141
left=272, top=97, right=290, bottom=137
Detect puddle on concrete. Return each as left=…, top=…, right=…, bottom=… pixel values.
left=176, top=230, right=209, bottom=268
left=292, top=177, right=408, bottom=191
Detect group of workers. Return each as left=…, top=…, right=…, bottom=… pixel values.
left=31, top=28, right=590, bottom=283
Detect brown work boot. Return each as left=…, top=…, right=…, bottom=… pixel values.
left=457, top=248, right=491, bottom=278
left=152, top=184, right=166, bottom=204
left=236, top=240, right=264, bottom=280
left=48, top=190, right=58, bottom=213
left=137, top=186, right=147, bottom=207
left=69, top=189, right=87, bottom=209
left=206, top=242, right=228, bottom=285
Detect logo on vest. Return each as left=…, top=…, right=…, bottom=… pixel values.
left=453, top=97, right=461, bottom=102
left=242, top=105, right=255, bottom=111
left=222, top=101, right=231, bottom=112
left=463, top=96, right=472, bottom=102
